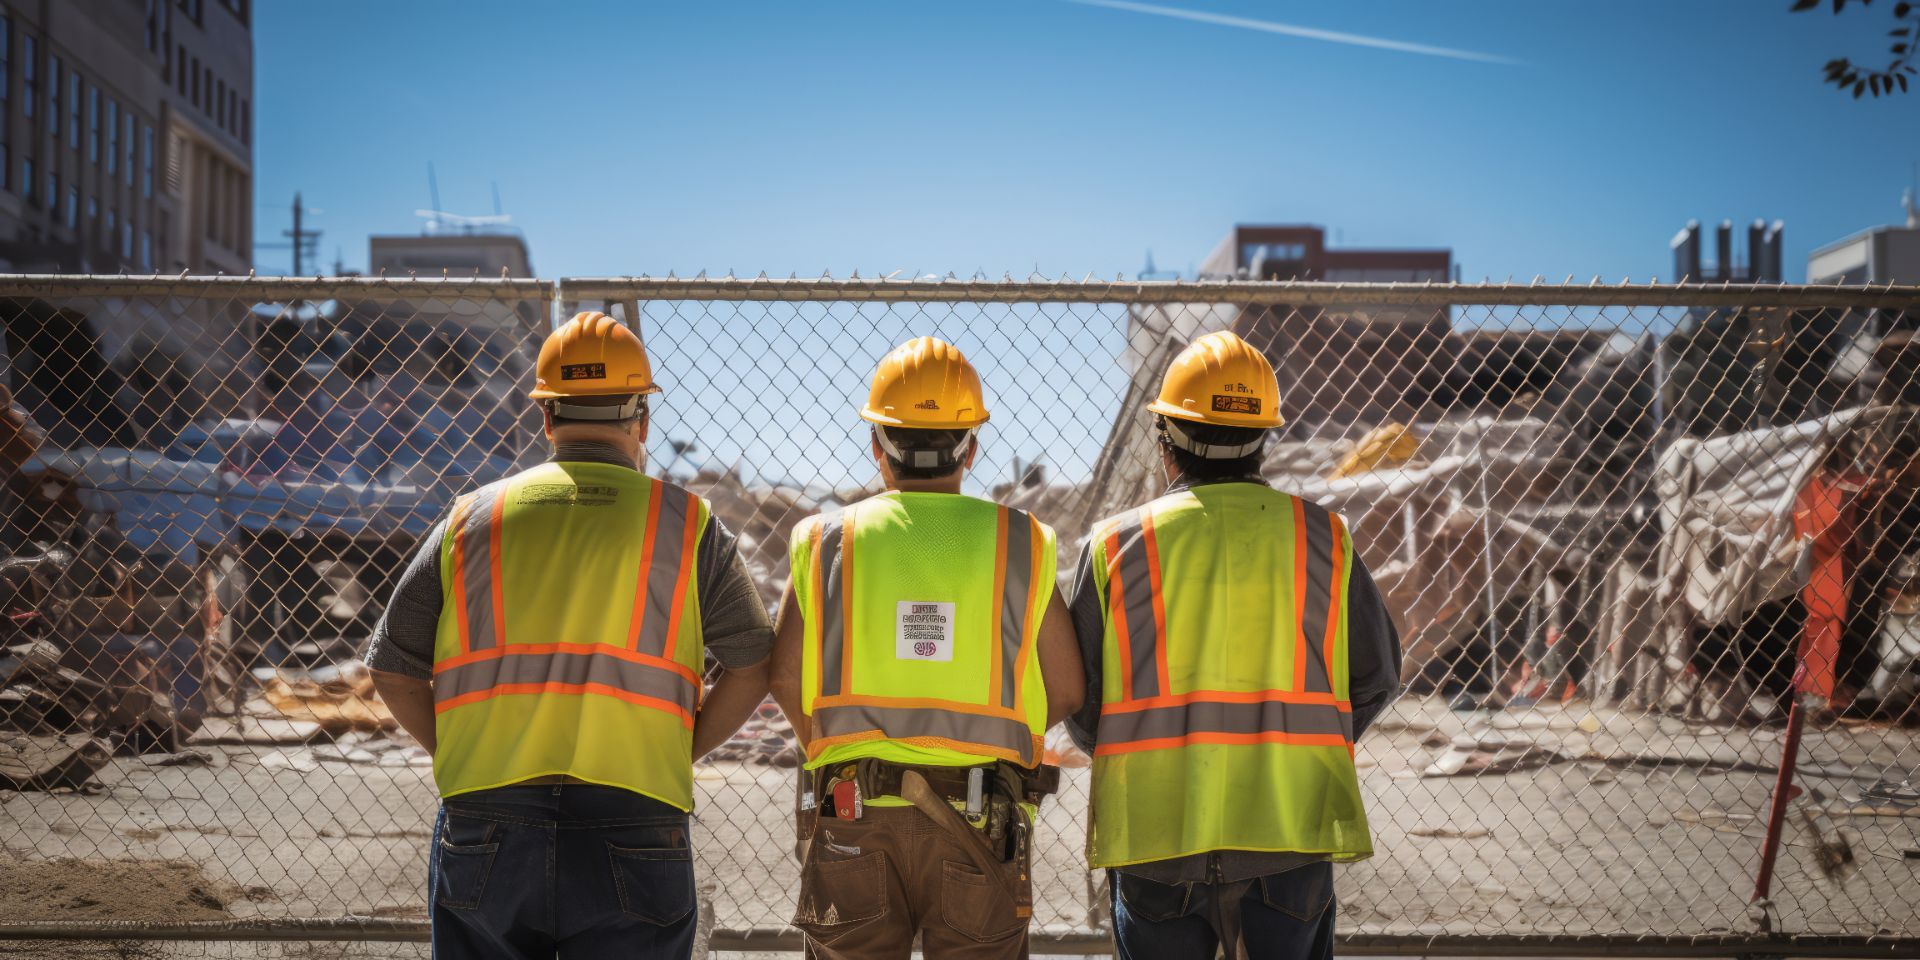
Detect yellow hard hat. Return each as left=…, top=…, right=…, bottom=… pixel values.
left=530, top=311, right=661, bottom=401
left=860, top=336, right=990, bottom=429
left=1147, top=331, right=1284, bottom=429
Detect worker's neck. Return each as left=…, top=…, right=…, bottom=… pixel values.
left=549, top=426, right=641, bottom=470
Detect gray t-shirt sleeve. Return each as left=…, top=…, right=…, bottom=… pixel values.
left=1345, top=551, right=1403, bottom=741
left=696, top=514, right=775, bottom=669
left=1064, top=540, right=1105, bottom=753
left=363, top=517, right=448, bottom=682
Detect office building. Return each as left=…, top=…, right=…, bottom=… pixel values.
left=0, top=0, right=252, bottom=274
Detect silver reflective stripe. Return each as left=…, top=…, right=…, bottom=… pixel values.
left=998, top=509, right=1034, bottom=710
left=1099, top=699, right=1353, bottom=745
left=434, top=648, right=696, bottom=714
left=1109, top=511, right=1161, bottom=700
left=458, top=487, right=502, bottom=652
left=1298, top=502, right=1336, bottom=695
left=812, top=703, right=1036, bottom=765
left=634, top=486, right=695, bottom=658
left=816, top=517, right=847, bottom=698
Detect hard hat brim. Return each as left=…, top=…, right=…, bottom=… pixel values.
left=1147, top=397, right=1284, bottom=429
left=860, top=406, right=990, bottom=429
left=529, top=382, right=663, bottom=401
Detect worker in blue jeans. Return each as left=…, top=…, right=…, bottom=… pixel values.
left=369, top=313, right=775, bottom=958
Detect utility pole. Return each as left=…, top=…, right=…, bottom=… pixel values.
left=281, top=192, right=322, bottom=276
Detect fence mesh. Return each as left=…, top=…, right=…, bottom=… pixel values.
left=1, top=276, right=1917, bottom=951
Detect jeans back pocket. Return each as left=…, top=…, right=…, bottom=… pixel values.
left=434, top=814, right=499, bottom=911
left=608, top=842, right=696, bottom=926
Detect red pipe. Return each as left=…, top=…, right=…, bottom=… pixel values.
left=1752, top=678, right=1808, bottom=911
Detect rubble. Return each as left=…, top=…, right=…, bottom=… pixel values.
left=0, top=731, right=112, bottom=790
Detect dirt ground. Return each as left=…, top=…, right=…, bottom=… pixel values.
left=2, top=696, right=1916, bottom=944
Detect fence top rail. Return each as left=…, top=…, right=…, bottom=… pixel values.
left=4, top=275, right=1920, bottom=309
left=0, top=274, right=554, bottom=300
left=560, top=277, right=1920, bottom=308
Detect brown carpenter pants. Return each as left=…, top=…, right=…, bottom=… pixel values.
left=793, top=805, right=1030, bottom=960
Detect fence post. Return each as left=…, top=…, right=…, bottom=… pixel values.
left=1750, top=667, right=1808, bottom=933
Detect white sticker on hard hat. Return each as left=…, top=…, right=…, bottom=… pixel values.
left=895, top=601, right=955, bottom=662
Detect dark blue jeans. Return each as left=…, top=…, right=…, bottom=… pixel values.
left=1111, top=862, right=1336, bottom=960
left=429, top=783, right=696, bottom=960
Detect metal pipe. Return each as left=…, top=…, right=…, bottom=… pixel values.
left=557, top=278, right=1920, bottom=309
left=1751, top=685, right=1809, bottom=923
left=3, top=276, right=1920, bottom=308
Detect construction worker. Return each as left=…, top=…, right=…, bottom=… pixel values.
left=1066, top=331, right=1402, bottom=960
left=768, top=336, right=1084, bottom=960
left=366, top=312, right=775, bottom=960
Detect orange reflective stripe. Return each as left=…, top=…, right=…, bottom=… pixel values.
left=447, top=496, right=474, bottom=655
left=434, top=641, right=700, bottom=686
left=1102, top=688, right=1347, bottom=714
left=1292, top=497, right=1309, bottom=691
left=1141, top=510, right=1170, bottom=698
left=488, top=489, right=508, bottom=649
left=627, top=481, right=665, bottom=649
left=1093, top=730, right=1351, bottom=757
left=988, top=506, right=1009, bottom=708
left=1105, top=527, right=1134, bottom=702
left=661, top=493, right=700, bottom=662
left=839, top=510, right=855, bottom=696
left=1010, top=512, right=1043, bottom=716
left=1324, top=513, right=1346, bottom=692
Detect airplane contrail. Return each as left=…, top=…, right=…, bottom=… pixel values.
left=1061, top=0, right=1521, bottom=66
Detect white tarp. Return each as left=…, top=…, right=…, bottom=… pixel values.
left=1653, top=405, right=1905, bottom=628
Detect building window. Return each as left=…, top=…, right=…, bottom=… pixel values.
left=46, top=171, right=55, bottom=210
left=105, top=209, right=115, bottom=251
left=105, top=99, right=117, bottom=175
left=23, top=35, right=36, bottom=119
left=0, top=146, right=8, bottom=192
left=88, top=86, right=99, bottom=163
left=145, top=0, right=160, bottom=52
left=21, top=159, right=33, bottom=203
left=176, top=45, right=187, bottom=94
left=87, top=196, right=96, bottom=222
left=67, top=72, right=79, bottom=150
left=222, top=0, right=247, bottom=24
left=202, top=67, right=212, bottom=114
left=47, top=56, right=59, bottom=139
left=0, top=15, right=11, bottom=102
left=123, top=113, right=134, bottom=186
left=65, top=187, right=76, bottom=228
left=141, top=231, right=152, bottom=271
left=190, top=56, right=199, bottom=106
left=215, top=79, right=225, bottom=128
left=122, top=221, right=133, bottom=259
left=142, top=126, right=154, bottom=198
left=240, top=98, right=249, bottom=145
left=177, top=0, right=202, bottom=24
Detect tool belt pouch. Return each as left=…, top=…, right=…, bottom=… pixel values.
left=844, top=757, right=1060, bottom=808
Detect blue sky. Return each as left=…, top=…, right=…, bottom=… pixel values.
left=254, top=1, right=1920, bottom=284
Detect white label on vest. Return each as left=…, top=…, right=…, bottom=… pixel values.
left=896, top=601, right=955, bottom=662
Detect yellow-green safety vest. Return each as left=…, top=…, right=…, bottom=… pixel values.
left=791, top=491, right=1055, bottom=780
left=431, top=462, right=709, bottom=809
left=1088, top=482, right=1373, bottom=868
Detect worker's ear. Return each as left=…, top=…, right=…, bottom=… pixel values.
left=541, top=405, right=554, bottom=440
left=634, top=411, right=651, bottom=445
left=870, top=428, right=883, bottom=463
left=962, top=435, right=979, bottom=471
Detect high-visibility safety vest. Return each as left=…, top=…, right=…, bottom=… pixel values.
left=791, top=491, right=1055, bottom=776
left=1088, top=482, right=1373, bottom=868
left=431, top=461, right=709, bottom=808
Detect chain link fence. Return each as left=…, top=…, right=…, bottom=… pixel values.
left=1, top=276, right=1917, bottom=955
